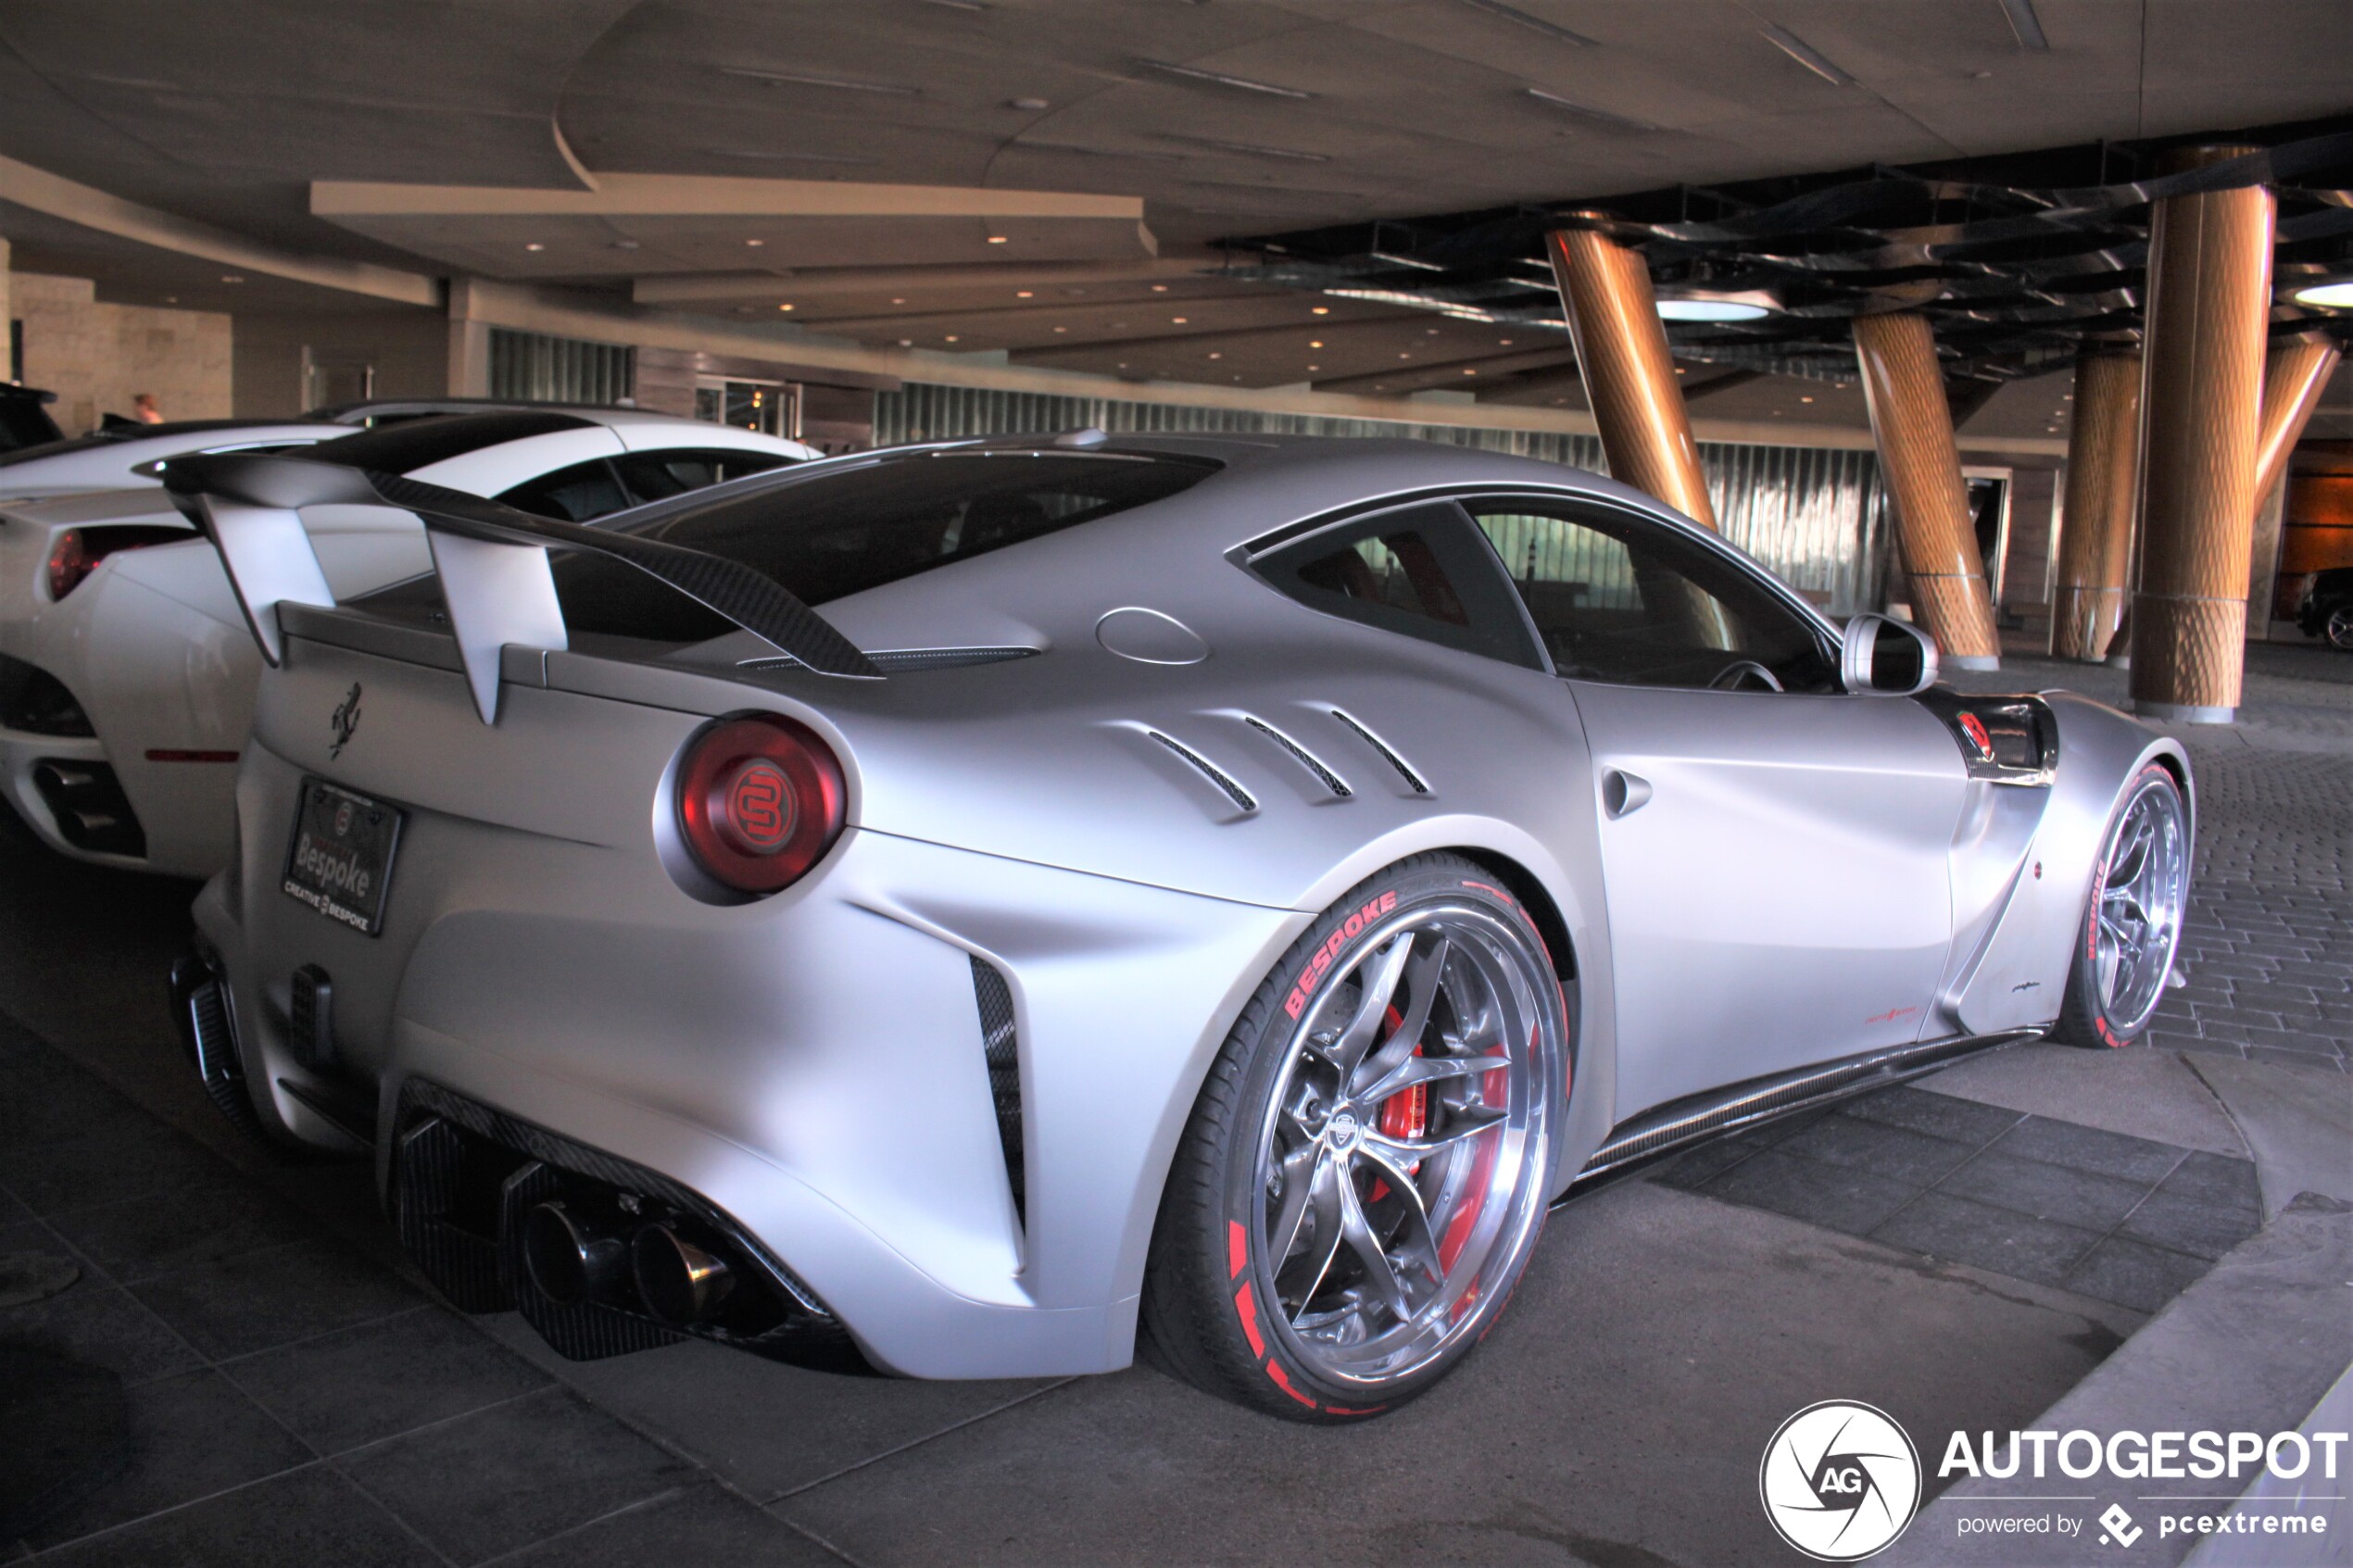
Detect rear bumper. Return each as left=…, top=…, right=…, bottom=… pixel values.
left=191, top=789, right=1304, bottom=1379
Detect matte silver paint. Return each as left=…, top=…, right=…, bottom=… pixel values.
left=189, top=435, right=2185, bottom=1380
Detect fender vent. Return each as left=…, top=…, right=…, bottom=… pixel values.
left=739, top=646, right=1039, bottom=673
left=1328, top=709, right=1429, bottom=795
left=971, top=957, right=1026, bottom=1226
left=1241, top=716, right=1352, bottom=798
left=1145, top=730, right=1258, bottom=813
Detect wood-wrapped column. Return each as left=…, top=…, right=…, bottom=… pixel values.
left=1850, top=309, right=2003, bottom=669
left=2050, top=350, right=2142, bottom=660
left=1544, top=224, right=1718, bottom=530
left=2128, top=147, right=2275, bottom=721
left=2246, top=332, right=2342, bottom=639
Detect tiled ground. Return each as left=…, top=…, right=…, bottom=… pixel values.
left=1655, top=1085, right=2263, bottom=1311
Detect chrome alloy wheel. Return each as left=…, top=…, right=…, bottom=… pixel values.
left=1249, top=903, right=1555, bottom=1388
left=2091, top=771, right=2190, bottom=1035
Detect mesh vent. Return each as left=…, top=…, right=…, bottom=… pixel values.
left=1145, top=730, right=1258, bottom=813
left=1241, top=716, right=1351, bottom=797
left=971, top=957, right=1026, bottom=1225
left=1328, top=709, right=1429, bottom=795
left=739, top=646, right=1040, bottom=673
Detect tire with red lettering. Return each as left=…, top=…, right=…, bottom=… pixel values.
left=2053, top=763, right=2192, bottom=1048
left=1141, top=853, right=1569, bottom=1422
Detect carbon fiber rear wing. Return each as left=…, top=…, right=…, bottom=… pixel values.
left=161, top=452, right=879, bottom=723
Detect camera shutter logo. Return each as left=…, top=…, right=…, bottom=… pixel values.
left=1759, top=1400, right=1922, bottom=1561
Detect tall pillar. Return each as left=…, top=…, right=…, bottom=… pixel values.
left=0, top=234, right=12, bottom=381
left=2129, top=147, right=2275, bottom=721
left=1544, top=224, right=1717, bottom=530
left=2244, top=332, right=2342, bottom=642
left=2050, top=350, right=2142, bottom=660
left=446, top=277, right=491, bottom=398
left=1850, top=309, right=2003, bottom=669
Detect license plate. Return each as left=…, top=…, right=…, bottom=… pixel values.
left=283, top=778, right=404, bottom=936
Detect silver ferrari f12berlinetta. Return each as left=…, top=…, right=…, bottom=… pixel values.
left=164, top=433, right=2191, bottom=1422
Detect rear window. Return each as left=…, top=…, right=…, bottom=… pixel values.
left=546, top=449, right=1218, bottom=641
left=305, top=410, right=593, bottom=474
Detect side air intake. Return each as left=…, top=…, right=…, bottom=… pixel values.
left=1240, top=715, right=1351, bottom=798
left=1328, top=708, right=1429, bottom=795
left=971, top=957, right=1026, bottom=1226
left=1144, top=730, right=1258, bottom=813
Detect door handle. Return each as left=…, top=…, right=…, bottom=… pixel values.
left=1602, top=770, right=1653, bottom=819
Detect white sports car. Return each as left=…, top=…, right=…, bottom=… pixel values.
left=0, top=408, right=812, bottom=876
left=0, top=420, right=349, bottom=501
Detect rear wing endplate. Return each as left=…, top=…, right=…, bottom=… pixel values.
left=162, top=453, right=879, bottom=723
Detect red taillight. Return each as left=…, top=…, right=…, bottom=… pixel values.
left=675, top=714, right=845, bottom=894
left=46, top=526, right=188, bottom=600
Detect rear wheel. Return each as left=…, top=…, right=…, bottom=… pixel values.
left=2054, top=764, right=2190, bottom=1048
left=2325, top=604, right=2353, bottom=652
left=1143, top=855, right=1567, bottom=1422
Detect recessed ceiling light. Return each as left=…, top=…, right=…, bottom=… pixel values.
left=1008, top=96, right=1049, bottom=110
left=1208, top=351, right=1223, bottom=359
left=1463, top=368, right=1478, bottom=375
left=1313, top=306, right=1330, bottom=315
left=1800, top=395, right=1813, bottom=402
left=220, top=274, right=245, bottom=282
left=1309, top=340, right=1325, bottom=348
left=1173, top=317, right=1188, bottom=323
left=899, top=338, right=914, bottom=346
left=724, top=67, right=919, bottom=95
left=1151, top=283, right=1169, bottom=292
left=1426, top=327, right=1440, bottom=335
left=987, top=235, right=1008, bottom=245
left=1996, top=0, right=2050, bottom=50
left=1658, top=300, right=1772, bottom=321
left=1164, top=132, right=1329, bottom=162
left=1053, top=326, right=1067, bottom=332
left=523, top=244, right=546, bottom=252
left=1499, top=338, right=1513, bottom=345
left=746, top=238, right=764, bottom=247
left=1522, top=87, right=1656, bottom=132
left=1457, top=0, right=1596, bottom=46
left=1136, top=58, right=1313, bottom=98
left=1759, top=24, right=1856, bottom=85
left=945, top=334, right=960, bottom=343
left=779, top=303, right=794, bottom=311
left=1016, top=290, right=1034, bottom=298
left=1307, top=364, right=1319, bottom=371
left=891, top=297, right=906, bottom=305
left=164, top=295, right=178, bottom=304
left=2292, top=278, right=2353, bottom=308
left=1399, top=352, right=1412, bottom=359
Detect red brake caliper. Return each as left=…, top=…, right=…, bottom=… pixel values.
left=1367, top=1006, right=1425, bottom=1202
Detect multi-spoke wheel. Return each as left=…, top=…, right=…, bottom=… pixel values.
left=1143, top=854, right=1567, bottom=1422
left=2054, top=762, right=2190, bottom=1048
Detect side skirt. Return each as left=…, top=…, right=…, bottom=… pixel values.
left=1558, top=1028, right=2042, bottom=1199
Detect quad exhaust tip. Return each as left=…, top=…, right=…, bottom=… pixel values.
left=521, top=1200, right=628, bottom=1308
left=632, top=1223, right=736, bottom=1326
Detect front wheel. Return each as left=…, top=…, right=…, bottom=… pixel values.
left=1142, top=855, right=1568, bottom=1422
left=2053, top=763, right=2190, bottom=1048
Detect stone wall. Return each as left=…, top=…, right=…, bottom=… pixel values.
left=11, top=273, right=233, bottom=434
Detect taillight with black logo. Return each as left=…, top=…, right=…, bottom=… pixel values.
left=46, top=526, right=190, bottom=601
left=674, top=714, right=845, bottom=895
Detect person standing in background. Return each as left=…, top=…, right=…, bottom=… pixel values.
left=132, top=393, right=162, bottom=423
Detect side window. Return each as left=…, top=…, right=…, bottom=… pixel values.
left=613, top=448, right=794, bottom=505
left=497, top=458, right=631, bottom=522
left=1253, top=500, right=1541, bottom=669
left=1466, top=498, right=1835, bottom=692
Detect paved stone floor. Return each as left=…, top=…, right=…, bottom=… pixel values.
left=0, top=641, right=2345, bottom=1566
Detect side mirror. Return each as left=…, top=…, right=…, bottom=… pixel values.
left=1841, top=612, right=1940, bottom=696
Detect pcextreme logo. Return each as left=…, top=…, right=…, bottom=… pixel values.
left=1760, top=1400, right=1923, bottom=1562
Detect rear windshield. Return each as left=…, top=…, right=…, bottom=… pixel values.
left=305, top=410, right=592, bottom=473
left=545, top=449, right=1218, bottom=641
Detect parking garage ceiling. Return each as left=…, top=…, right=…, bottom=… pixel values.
left=0, top=0, right=2348, bottom=440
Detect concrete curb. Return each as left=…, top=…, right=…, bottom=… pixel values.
left=1881, top=1192, right=2353, bottom=1566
